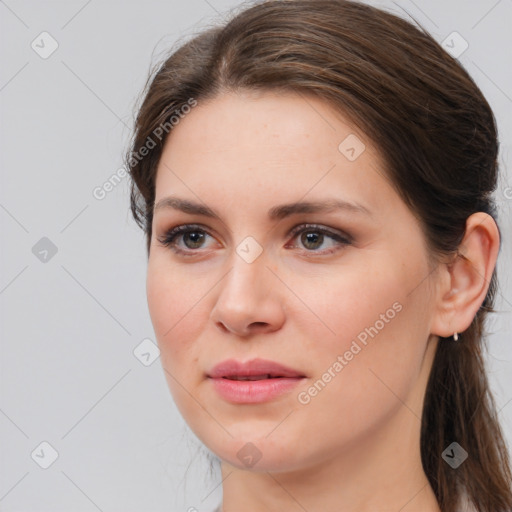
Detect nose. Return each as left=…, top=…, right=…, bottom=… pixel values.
left=210, top=252, right=286, bottom=337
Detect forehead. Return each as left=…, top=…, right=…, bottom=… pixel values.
left=154, top=91, right=394, bottom=217
left=164, top=90, right=365, bottom=153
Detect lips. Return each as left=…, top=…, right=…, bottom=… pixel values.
left=207, top=358, right=306, bottom=404
left=208, top=358, right=306, bottom=380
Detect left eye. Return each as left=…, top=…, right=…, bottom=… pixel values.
left=157, top=223, right=351, bottom=256
left=286, top=224, right=352, bottom=254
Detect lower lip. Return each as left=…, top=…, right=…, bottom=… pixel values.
left=209, top=377, right=304, bottom=403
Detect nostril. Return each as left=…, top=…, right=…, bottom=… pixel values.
left=216, top=321, right=231, bottom=333
left=249, top=321, right=270, bottom=332
left=215, top=321, right=269, bottom=336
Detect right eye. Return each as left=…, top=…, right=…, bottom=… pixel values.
left=157, top=224, right=218, bottom=256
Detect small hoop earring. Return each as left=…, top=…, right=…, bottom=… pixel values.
left=453, top=332, right=459, bottom=341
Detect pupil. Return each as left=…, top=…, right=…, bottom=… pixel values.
left=302, top=232, right=323, bottom=250
left=185, top=232, right=204, bottom=248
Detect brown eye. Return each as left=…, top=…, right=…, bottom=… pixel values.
left=300, top=231, right=325, bottom=250
left=157, top=224, right=216, bottom=255
left=181, top=231, right=206, bottom=249
left=287, top=224, right=352, bottom=255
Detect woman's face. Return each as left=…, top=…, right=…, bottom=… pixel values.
left=147, top=90, right=440, bottom=472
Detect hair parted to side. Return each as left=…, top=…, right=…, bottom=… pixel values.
left=125, top=1, right=512, bottom=510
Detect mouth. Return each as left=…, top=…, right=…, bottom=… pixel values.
left=222, top=374, right=287, bottom=381
left=207, top=358, right=306, bottom=403
left=207, top=358, right=306, bottom=380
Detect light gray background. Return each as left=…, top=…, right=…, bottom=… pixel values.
left=1, top=0, right=511, bottom=511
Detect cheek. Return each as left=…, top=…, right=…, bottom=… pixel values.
left=292, top=259, right=406, bottom=352
left=294, top=255, right=429, bottom=411
left=146, top=260, right=205, bottom=369
left=146, top=261, right=212, bottom=422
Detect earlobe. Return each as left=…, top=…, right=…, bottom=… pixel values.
left=430, top=212, right=500, bottom=339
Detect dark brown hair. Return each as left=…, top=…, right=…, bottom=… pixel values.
left=125, top=1, right=512, bottom=510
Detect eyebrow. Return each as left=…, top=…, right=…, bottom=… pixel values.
left=153, top=196, right=372, bottom=220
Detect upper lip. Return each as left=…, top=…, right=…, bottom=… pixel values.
left=208, top=358, right=306, bottom=379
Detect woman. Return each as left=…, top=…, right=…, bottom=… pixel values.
left=125, top=1, right=512, bottom=510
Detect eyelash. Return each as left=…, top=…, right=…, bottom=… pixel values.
left=156, top=223, right=353, bottom=257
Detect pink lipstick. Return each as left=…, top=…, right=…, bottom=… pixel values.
left=207, top=358, right=306, bottom=404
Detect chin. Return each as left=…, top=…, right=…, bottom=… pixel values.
left=197, top=429, right=311, bottom=473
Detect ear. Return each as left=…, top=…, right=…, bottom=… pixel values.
left=430, top=212, right=500, bottom=338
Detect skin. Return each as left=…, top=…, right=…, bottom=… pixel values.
left=146, top=90, right=499, bottom=512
